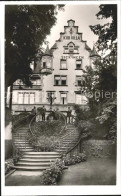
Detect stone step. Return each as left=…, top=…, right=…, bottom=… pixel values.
left=13, top=137, right=28, bottom=139
left=20, top=158, right=58, bottom=162
left=24, top=152, right=60, bottom=155
left=62, top=141, right=77, bottom=144
left=17, top=128, right=29, bottom=130
left=16, top=162, right=51, bottom=167
left=13, top=140, right=28, bottom=142
left=19, top=149, right=34, bottom=152
left=12, top=166, right=49, bottom=171
left=14, top=141, right=30, bottom=144
left=16, top=146, right=33, bottom=149
left=22, top=155, right=61, bottom=159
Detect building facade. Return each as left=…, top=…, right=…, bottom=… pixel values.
left=11, top=19, right=97, bottom=115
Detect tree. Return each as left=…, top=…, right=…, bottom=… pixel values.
left=5, top=5, right=64, bottom=96
left=83, top=4, right=117, bottom=143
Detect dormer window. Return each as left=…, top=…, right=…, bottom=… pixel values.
left=64, top=42, right=79, bottom=54
left=69, top=45, right=74, bottom=53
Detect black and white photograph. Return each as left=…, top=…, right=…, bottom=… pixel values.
left=1, top=1, right=121, bottom=195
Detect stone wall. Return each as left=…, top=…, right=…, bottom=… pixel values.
left=81, top=140, right=116, bottom=158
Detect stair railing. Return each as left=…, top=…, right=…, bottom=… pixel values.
left=60, top=116, right=84, bottom=157
left=12, top=113, right=31, bottom=131
left=12, top=113, right=33, bottom=152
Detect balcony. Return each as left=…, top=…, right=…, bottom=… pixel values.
left=40, top=67, right=53, bottom=75
left=13, top=85, right=42, bottom=90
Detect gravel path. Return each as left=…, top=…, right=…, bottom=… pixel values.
left=5, top=171, right=43, bottom=186
left=5, top=158, right=116, bottom=186
left=58, top=158, right=116, bottom=185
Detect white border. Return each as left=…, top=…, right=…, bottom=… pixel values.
left=1, top=1, right=121, bottom=195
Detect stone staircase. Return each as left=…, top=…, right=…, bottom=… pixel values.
left=12, top=119, right=79, bottom=171
left=12, top=152, right=61, bottom=171
left=13, top=127, right=34, bottom=152
left=12, top=125, right=61, bottom=171
left=55, top=124, right=80, bottom=154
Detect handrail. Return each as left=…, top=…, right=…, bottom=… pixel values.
left=63, top=116, right=82, bottom=155
left=29, top=114, right=37, bottom=136
left=55, top=111, right=67, bottom=134
left=12, top=113, right=31, bottom=131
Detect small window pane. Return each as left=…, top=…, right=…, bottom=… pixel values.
left=18, top=93, right=23, bottom=104
left=30, top=93, right=35, bottom=104
left=24, top=93, right=29, bottom=104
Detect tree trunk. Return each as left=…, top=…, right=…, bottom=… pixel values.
left=9, top=84, right=13, bottom=110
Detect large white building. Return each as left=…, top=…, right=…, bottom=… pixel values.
left=11, top=19, right=98, bottom=115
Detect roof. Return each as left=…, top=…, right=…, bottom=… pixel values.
left=43, top=45, right=52, bottom=57
left=85, top=43, right=91, bottom=51
left=51, top=43, right=58, bottom=49
left=90, top=45, right=100, bottom=58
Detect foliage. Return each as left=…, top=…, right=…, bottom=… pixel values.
left=5, top=158, right=14, bottom=175
left=74, top=105, right=95, bottom=120
left=89, top=4, right=117, bottom=50
left=81, top=4, right=117, bottom=143
left=13, top=146, right=24, bottom=164
left=77, top=120, right=93, bottom=139
left=63, top=153, right=86, bottom=166
left=32, top=120, right=64, bottom=137
left=12, top=111, right=29, bottom=122
left=30, top=136, right=59, bottom=152
left=40, top=159, right=65, bottom=185
left=5, top=5, right=64, bottom=88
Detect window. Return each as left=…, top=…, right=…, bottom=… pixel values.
left=75, top=93, right=88, bottom=105
left=17, top=92, right=35, bottom=104
left=60, top=92, right=67, bottom=104
left=60, top=59, right=67, bottom=69
left=30, top=93, right=35, bottom=104
left=18, top=93, right=23, bottom=104
left=61, top=76, right=67, bottom=85
left=64, top=42, right=79, bottom=54
left=14, top=79, right=23, bottom=85
left=55, top=76, right=60, bottom=86
left=76, top=76, right=85, bottom=86
left=75, top=94, right=82, bottom=104
left=47, top=92, right=55, bottom=105
left=76, top=60, right=82, bottom=69
left=32, top=79, right=41, bottom=85
left=24, top=93, right=29, bottom=104
left=69, top=45, right=74, bottom=53
left=54, top=75, right=67, bottom=86
left=43, top=62, right=46, bottom=68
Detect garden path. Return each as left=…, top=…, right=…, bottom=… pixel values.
left=58, top=157, right=116, bottom=185
left=6, top=157, right=116, bottom=186
left=5, top=170, right=43, bottom=186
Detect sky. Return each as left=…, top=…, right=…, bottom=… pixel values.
left=46, top=4, right=112, bottom=50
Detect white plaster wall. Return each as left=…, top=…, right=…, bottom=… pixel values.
left=5, top=122, right=12, bottom=140
left=42, top=22, right=91, bottom=105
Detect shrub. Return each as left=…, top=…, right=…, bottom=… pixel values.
left=32, top=120, right=64, bottom=137
left=5, top=158, right=14, bottom=175
left=63, top=153, right=86, bottom=166
left=33, top=136, right=60, bottom=152
left=13, top=146, right=24, bottom=164
left=40, top=159, right=65, bottom=185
